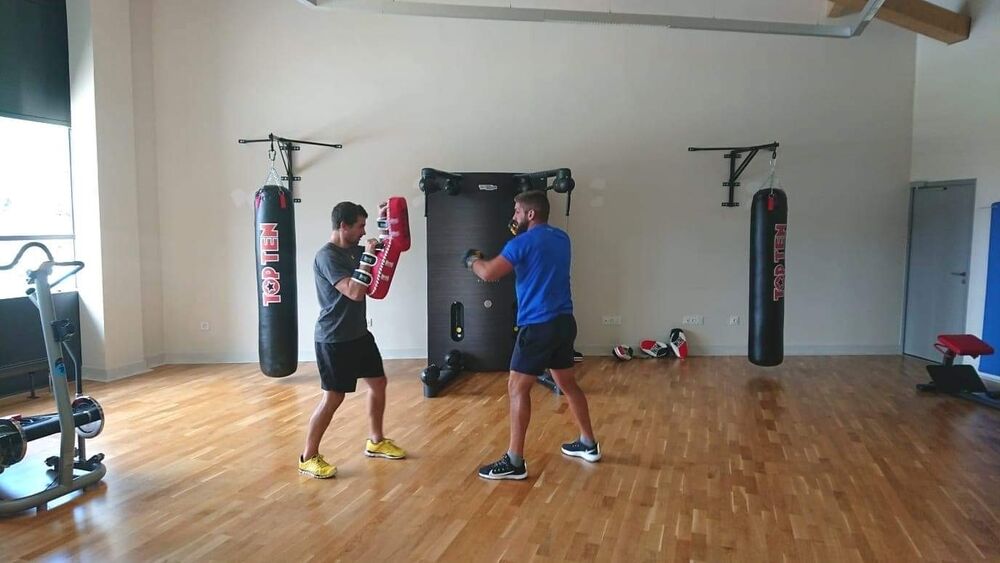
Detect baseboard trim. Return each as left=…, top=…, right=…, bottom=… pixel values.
left=162, top=348, right=427, bottom=365
left=576, top=344, right=901, bottom=357
left=150, top=344, right=903, bottom=369
left=146, top=354, right=166, bottom=369
left=82, top=361, right=152, bottom=382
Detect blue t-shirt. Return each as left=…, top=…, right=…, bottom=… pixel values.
left=501, top=224, right=573, bottom=326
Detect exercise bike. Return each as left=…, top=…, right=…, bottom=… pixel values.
left=0, top=242, right=106, bottom=515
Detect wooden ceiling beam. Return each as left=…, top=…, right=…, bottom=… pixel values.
left=827, top=0, right=970, bottom=44
left=827, top=1, right=860, bottom=18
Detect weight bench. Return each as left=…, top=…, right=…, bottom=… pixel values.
left=916, top=333, right=1000, bottom=410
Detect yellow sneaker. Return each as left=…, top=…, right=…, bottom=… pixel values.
left=298, top=454, right=337, bottom=479
left=364, top=438, right=406, bottom=459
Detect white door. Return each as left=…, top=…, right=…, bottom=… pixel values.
left=903, top=181, right=975, bottom=361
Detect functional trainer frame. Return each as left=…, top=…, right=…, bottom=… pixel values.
left=419, top=168, right=575, bottom=397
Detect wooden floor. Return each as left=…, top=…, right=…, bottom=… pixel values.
left=2, top=356, right=1000, bottom=562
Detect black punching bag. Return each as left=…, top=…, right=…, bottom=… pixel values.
left=254, top=184, right=298, bottom=377
left=749, top=188, right=787, bottom=367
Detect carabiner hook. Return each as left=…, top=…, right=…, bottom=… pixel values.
left=767, top=151, right=779, bottom=195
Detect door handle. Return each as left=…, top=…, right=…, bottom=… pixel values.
left=950, top=272, right=967, bottom=277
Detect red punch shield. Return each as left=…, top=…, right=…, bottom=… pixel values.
left=368, top=197, right=410, bottom=299
left=377, top=197, right=411, bottom=251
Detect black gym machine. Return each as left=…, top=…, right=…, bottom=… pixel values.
left=0, top=243, right=106, bottom=515
left=418, top=167, right=575, bottom=397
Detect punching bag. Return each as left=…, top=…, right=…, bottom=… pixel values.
left=254, top=184, right=297, bottom=377
left=749, top=188, right=787, bottom=366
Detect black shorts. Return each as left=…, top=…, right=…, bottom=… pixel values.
left=315, top=332, right=385, bottom=393
left=510, top=314, right=577, bottom=376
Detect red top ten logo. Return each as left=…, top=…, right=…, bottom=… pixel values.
left=259, top=223, right=281, bottom=306
left=773, top=223, right=786, bottom=301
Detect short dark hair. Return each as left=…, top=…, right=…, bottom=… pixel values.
left=514, top=190, right=550, bottom=222
left=331, top=202, right=368, bottom=230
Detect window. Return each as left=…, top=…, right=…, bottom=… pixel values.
left=0, top=116, right=75, bottom=299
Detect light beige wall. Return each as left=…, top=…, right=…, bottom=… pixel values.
left=92, top=0, right=147, bottom=375
left=144, top=0, right=916, bottom=363
left=66, top=0, right=105, bottom=375
left=131, top=0, right=164, bottom=366
left=67, top=0, right=147, bottom=379
left=910, top=0, right=1000, bottom=375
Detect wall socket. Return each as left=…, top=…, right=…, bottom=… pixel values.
left=682, top=315, right=704, bottom=326
left=729, top=315, right=741, bottom=326
left=601, top=315, right=622, bottom=326
left=200, top=321, right=210, bottom=331
left=367, top=318, right=374, bottom=328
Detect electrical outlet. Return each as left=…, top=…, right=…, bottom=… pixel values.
left=729, top=315, right=740, bottom=326
left=602, top=315, right=622, bottom=326
left=611, top=315, right=622, bottom=326
left=200, top=321, right=210, bottom=331
left=367, top=318, right=374, bottom=328
left=682, top=315, right=704, bottom=326
left=602, top=316, right=613, bottom=326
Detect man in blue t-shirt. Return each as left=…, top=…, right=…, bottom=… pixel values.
left=464, top=190, right=601, bottom=480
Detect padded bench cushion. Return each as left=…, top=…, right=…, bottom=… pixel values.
left=937, top=334, right=995, bottom=358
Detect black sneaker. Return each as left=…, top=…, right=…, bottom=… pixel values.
left=561, top=440, right=601, bottom=462
left=478, top=453, right=528, bottom=480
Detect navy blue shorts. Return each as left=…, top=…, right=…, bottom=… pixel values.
left=510, top=314, right=577, bottom=376
left=315, top=332, right=385, bottom=393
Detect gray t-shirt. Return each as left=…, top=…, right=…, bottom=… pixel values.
left=314, top=242, right=368, bottom=343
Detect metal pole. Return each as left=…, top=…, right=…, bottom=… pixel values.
left=30, top=265, right=75, bottom=486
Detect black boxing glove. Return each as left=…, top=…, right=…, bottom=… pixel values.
left=463, top=249, right=484, bottom=269
left=351, top=269, right=372, bottom=286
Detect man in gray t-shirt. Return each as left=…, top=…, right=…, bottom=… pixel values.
left=313, top=242, right=369, bottom=343
left=298, top=202, right=406, bottom=479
